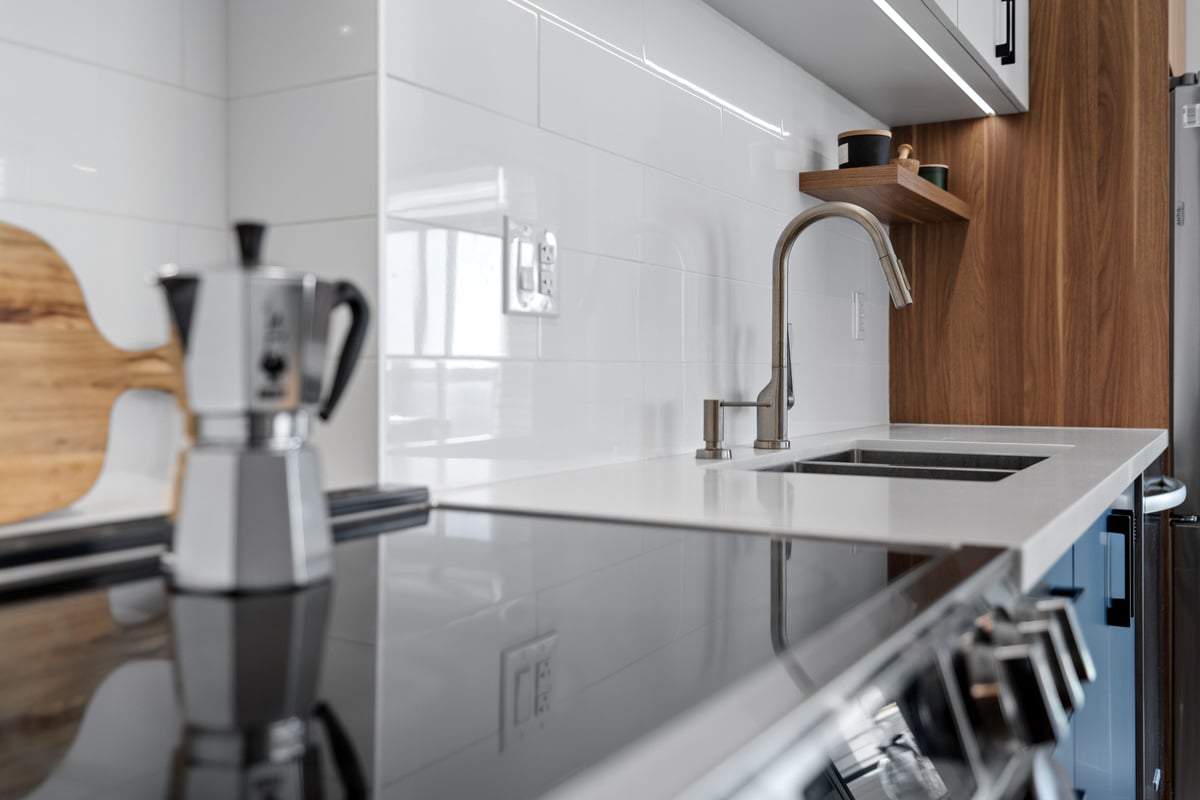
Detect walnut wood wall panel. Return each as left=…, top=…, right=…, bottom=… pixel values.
left=889, top=0, right=1170, bottom=430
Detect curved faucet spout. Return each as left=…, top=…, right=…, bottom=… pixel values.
left=753, top=201, right=913, bottom=450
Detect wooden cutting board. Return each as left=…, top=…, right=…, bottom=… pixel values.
left=0, top=222, right=187, bottom=525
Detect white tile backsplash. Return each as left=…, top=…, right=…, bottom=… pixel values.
left=230, top=77, right=378, bottom=225
left=386, top=0, right=539, bottom=123
left=385, top=79, right=645, bottom=264
left=0, top=41, right=225, bottom=226
left=0, top=0, right=184, bottom=86
left=2, top=0, right=893, bottom=515
left=313, top=356, right=380, bottom=491
left=382, top=0, right=891, bottom=490
left=181, top=0, right=227, bottom=96
left=537, top=251, right=642, bottom=362
left=228, top=0, right=377, bottom=97
left=385, top=221, right=540, bottom=360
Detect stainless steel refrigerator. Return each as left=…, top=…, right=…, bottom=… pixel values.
left=1171, top=71, right=1200, bottom=799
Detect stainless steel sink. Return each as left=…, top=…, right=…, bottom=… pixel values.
left=757, top=449, right=1047, bottom=482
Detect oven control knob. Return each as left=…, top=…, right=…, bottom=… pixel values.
left=993, top=639, right=1070, bottom=744
left=958, top=613, right=1070, bottom=746
left=958, top=640, right=1023, bottom=744
left=1017, top=596, right=1096, bottom=683
left=1016, top=617, right=1085, bottom=713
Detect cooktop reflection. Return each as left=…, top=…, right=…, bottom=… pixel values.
left=1, top=509, right=941, bottom=799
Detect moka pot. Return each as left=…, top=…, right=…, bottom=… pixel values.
left=159, top=222, right=369, bottom=592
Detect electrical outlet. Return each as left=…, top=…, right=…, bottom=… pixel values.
left=852, top=291, right=865, bottom=341
left=500, top=632, right=558, bottom=750
left=503, top=217, right=559, bottom=317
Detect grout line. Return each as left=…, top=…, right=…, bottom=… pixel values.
left=0, top=37, right=225, bottom=100
left=229, top=71, right=378, bottom=102
left=0, top=197, right=227, bottom=230
left=269, top=214, right=379, bottom=229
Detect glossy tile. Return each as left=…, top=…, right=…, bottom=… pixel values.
left=538, top=18, right=651, bottom=165
left=644, top=0, right=784, bottom=139
left=641, top=57, right=724, bottom=187
left=384, top=358, right=645, bottom=488
left=538, top=251, right=641, bottom=362
left=0, top=0, right=183, bottom=85
left=641, top=362, right=689, bottom=458
left=716, top=111, right=805, bottom=215
left=229, top=77, right=377, bottom=224
left=228, top=0, right=376, bottom=97
left=0, top=43, right=224, bottom=226
left=177, top=224, right=229, bottom=265
left=377, top=0, right=893, bottom=491
left=177, top=90, right=227, bottom=228
left=638, top=264, right=684, bottom=363
left=385, top=221, right=539, bottom=360
left=529, top=0, right=644, bottom=56
left=386, top=0, right=538, bottom=122
left=269, top=217, right=379, bottom=358
left=385, top=79, right=643, bottom=264
left=314, top=356, right=379, bottom=489
left=539, top=17, right=725, bottom=187
left=682, top=273, right=772, bottom=365
left=641, top=168, right=784, bottom=284
left=182, top=0, right=227, bottom=96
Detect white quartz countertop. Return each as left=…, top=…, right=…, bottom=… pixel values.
left=435, top=424, right=1168, bottom=590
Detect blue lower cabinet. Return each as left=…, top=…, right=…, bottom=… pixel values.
left=1040, top=510, right=1136, bottom=800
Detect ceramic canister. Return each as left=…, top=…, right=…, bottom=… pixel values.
left=837, top=129, right=892, bottom=168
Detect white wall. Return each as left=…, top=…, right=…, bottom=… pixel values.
left=381, top=0, right=895, bottom=491
left=0, top=1, right=227, bottom=525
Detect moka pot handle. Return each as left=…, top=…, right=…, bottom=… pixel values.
left=319, top=281, right=370, bottom=421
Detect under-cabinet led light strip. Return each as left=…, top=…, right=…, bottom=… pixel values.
left=871, top=0, right=996, bottom=116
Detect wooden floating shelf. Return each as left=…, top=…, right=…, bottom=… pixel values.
left=798, top=164, right=971, bottom=224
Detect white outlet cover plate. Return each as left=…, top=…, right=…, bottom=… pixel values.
left=504, top=216, right=559, bottom=317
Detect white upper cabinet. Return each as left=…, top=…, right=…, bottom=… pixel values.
left=702, top=0, right=1030, bottom=126
left=956, top=0, right=1030, bottom=110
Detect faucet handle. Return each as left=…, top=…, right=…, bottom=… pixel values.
left=786, top=322, right=795, bottom=411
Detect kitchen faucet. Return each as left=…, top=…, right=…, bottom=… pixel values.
left=697, top=202, right=913, bottom=459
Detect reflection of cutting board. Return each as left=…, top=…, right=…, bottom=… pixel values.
left=0, top=222, right=186, bottom=525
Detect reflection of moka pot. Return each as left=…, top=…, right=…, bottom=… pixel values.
left=159, top=222, right=369, bottom=592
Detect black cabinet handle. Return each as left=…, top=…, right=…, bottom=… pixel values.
left=995, top=0, right=1016, bottom=65
left=1105, top=511, right=1133, bottom=628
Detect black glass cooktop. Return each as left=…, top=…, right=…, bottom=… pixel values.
left=0, top=507, right=950, bottom=799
